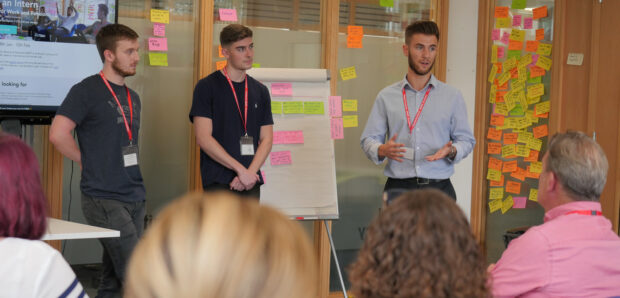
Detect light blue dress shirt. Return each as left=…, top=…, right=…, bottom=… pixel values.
left=360, top=74, right=476, bottom=180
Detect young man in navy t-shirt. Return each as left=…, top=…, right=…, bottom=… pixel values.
left=190, top=24, right=273, bottom=199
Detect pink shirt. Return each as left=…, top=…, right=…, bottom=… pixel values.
left=490, top=201, right=620, bottom=297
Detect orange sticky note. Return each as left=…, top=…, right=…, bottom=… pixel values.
left=533, top=6, right=548, bottom=20
left=526, top=40, right=539, bottom=52
left=491, top=174, right=505, bottom=187
left=506, top=180, right=522, bottom=194
left=489, top=157, right=503, bottom=171
left=526, top=167, right=541, bottom=179
left=347, top=35, right=363, bottom=48
left=495, top=6, right=510, bottom=18
left=535, top=28, right=545, bottom=41
left=495, top=63, right=503, bottom=73
left=216, top=60, right=227, bottom=70
left=347, top=25, right=363, bottom=36
left=488, top=127, right=502, bottom=141
left=511, top=167, right=527, bottom=181
left=490, top=115, right=505, bottom=126
left=510, top=67, right=519, bottom=79
left=533, top=124, right=549, bottom=139
left=508, top=40, right=523, bottom=51
left=503, top=160, right=518, bottom=173
left=218, top=45, right=224, bottom=58
left=503, top=132, right=518, bottom=145
left=524, top=150, right=539, bottom=162
left=488, top=142, right=502, bottom=155
left=530, top=66, right=546, bottom=78
left=496, top=91, right=507, bottom=103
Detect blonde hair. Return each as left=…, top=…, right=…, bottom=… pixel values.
left=125, top=192, right=317, bottom=298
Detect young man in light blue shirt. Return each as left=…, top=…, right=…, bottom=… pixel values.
left=360, top=21, right=475, bottom=200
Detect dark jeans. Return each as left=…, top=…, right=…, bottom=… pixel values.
left=81, top=193, right=145, bottom=298
left=204, top=183, right=261, bottom=200
left=384, top=177, right=457, bottom=200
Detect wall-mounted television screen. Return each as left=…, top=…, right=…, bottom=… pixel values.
left=0, top=0, right=117, bottom=123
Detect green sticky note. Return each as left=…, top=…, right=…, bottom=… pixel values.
left=283, top=101, right=303, bottom=114
left=507, top=50, right=521, bottom=60
left=510, top=103, right=525, bottom=116
left=252, top=63, right=261, bottom=68
left=527, top=75, right=542, bottom=84
left=511, top=0, right=527, bottom=9
left=379, top=0, right=394, bottom=7
left=303, top=102, right=324, bottom=115
left=271, top=101, right=283, bottom=114
left=149, top=52, right=168, bottom=66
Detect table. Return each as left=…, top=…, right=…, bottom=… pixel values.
left=42, top=218, right=120, bottom=241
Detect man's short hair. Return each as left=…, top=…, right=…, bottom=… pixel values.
left=95, top=23, right=139, bottom=62
left=98, top=4, right=109, bottom=17
left=405, top=20, right=440, bottom=45
left=220, top=24, right=253, bottom=47
left=546, top=131, right=608, bottom=201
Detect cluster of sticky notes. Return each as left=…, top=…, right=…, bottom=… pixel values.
left=347, top=25, right=363, bottom=48
left=149, top=9, right=170, bottom=66
left=270, top=151, right=292, bottom=166
left=487, top=3, right=552, bottom=214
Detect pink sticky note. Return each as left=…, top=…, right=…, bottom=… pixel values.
left=219, top=8, right=238, bottom=21
left=271, top=83, right=292, bottom=97
left=513, top=197, right=527, bottom=208
left=331, top=118, right=344, bottom=139
left=497, top=46, right=505, bottom=59
left=273, top=130, right=304, bottom=144
left=512, top=15, right=522, bottom=27
left=148, top=37, right=168, bottom=51
left=501, top=31, right=510, bottom=45
left=270, top=151, right=292, bottom=166
left=153, top=23, right=165, bottom=37
left=523, top=17, right=533, bottom=29
left=491, top=29, right=500, bottom=41
left=529, top=54, right=539, bottom=67
left=329, top=96, right=342, bottom=117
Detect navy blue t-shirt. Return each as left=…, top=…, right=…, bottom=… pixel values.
left=189, top=70, right=273, bottom=187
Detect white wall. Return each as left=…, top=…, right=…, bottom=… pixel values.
left=446, top=0, right=479, bottom=220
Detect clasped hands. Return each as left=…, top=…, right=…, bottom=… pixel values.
left=230, top=168, right=259, bottom=191
left=378, top=134, right=453, bottom=162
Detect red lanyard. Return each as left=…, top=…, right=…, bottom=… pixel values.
left=223, top=68, right=248, bottom=134
left=99, top=71, right=133, bottom=142
left=565, top=210, right=602, bottom=216
left=403, top=86, right=432, bottom=134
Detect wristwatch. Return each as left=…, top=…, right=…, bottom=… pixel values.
left=448, top=146, right=457, bottom=160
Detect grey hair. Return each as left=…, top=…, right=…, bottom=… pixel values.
left=546, top=131, right=608, bottom=201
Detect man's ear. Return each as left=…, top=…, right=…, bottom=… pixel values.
left=103, top=49, right=114, bottom=63
left=547, top=171, right=558, bottom=192
left=221, top=46, right=230, bottom=59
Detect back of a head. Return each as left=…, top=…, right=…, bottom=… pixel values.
left=125, top=191, right=317, bottom=298
left=95, top=23, right=139, bottom=62
left=0, top=133, right=47, bottom=239
left=546, top=131, right=608, bottom=201
left=349, top=189, right=487, bottom=298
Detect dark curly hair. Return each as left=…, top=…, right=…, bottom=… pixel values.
left=348, top=189, right=488, bottom=298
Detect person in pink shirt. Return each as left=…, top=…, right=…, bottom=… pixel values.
left=489, top=131, right=620, bottom=297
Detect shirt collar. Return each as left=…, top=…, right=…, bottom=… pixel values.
left=400, top=74, right=438, bottom=92
left=543, top=200, right=602, bottom=222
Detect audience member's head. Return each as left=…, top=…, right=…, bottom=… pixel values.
left=125, top=191, right=317, bottom=298
left=0, top=133, right=47, bottom=240
left=540, top=131, right=608, bottom=208
left=349, top=189, right=487, bottom=298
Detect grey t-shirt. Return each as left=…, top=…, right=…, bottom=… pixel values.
left=56, top=74, right=145, bottom=202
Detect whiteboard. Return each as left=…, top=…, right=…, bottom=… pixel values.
left=248, top=68, right=339, bottom=219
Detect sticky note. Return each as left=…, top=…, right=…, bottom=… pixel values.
left=503, top=160, right=518, bottom=173
left=273, top=130, right=304, bottom=144
left=523, top=17, right=533, bottom=29
left=149, top=52, right=168, bottom=66
left=329, top=96, right=342, bottom=117
left=503, top=57, right=518, bottom=72
left=489, top=200, right=502, bottom=213
left=270, top=151, right=292, bottom=166
left=150, top=9, right=170, bottom=24
left=496, top=18, right=511, bottom=28
left=489, top=85, right=498, bottom=103
left=495, top=103, right=509, bottom=116
left=343, top=115, right=358, bottom=128
left=491, top=174, right=505, bottom=187
left=527, top=137, right=543, bottom=151
left=508, top=40, right=523, bottom=51
left=153, top=23, right=165, bottom=36
left=490, top=188, right=504, bottom=200
left=487, top=168, right=502, bottom=181
left=340, top=66, right=357, bottom=81
left=527, top=83, right=545, bottom=98
left=516, top=144, right=530, bottom=157
left=216, top=60, right=227, bottom=70
left=502, top=144, right=516, bottom=158
left=497, top=46, right=506, bottom=59
left=492, top=29, right=500, bottom=41
left=331, top=118, right=344, bottom=139
left=533, top=6, right=548, bottom=19
left=504, top=132, right=518, bottom=145
left=512, top=0, right=527, bottom=9
left=512, top=167, right=527, bottom=181
left=491, top=46, right=498, bottom=63
left=533, top=124, right=548, bottom=138
left=537, top=43, right=552, bottom=56
left=148, top=37, right=168, bottom=51
left=271, top=101, right=283, bottom=114
left=488, top=127, right=502, bottom=141
left=502, top=196, right=514, bottom=214
left=490, top=115, right=505, bottom=126
left=498, top=72, right=511, bottom=87
left=219, top=8, right=238, bottom=21
left=506, top=181, right=522, bottom=194
left=530, top=161, right=543, bottom=174
left=347, top=25, right=363, bottom=37
left=488, top=142, right=502, bottom=155
left=510, top=29, right=526, bottom=42
left=526, top=40, right=539, bottom=52
left=252, top=63, right=261, bottom=68
left=488, top=64, right=498, bottom=83
left=518, top=132, right=533, bottom=144
left=524, top=149, right=539, bottom=162
left=495, top=6, right=509, bottom=18
left=513, top=196, right=527, bottom=208
left=512, top=14, right=522, bottom=27
left=283, top=101, right=304, bottom=114
left=527, top=76, right=542, bottom=85
left=500, top=31, right=510, bottom=45
left=347, top=35, right=363, bottom=49
left=271, top=83, right=293, bottom=97
left=342, top=99, right=358, bottom=112
left=529, top=66, right=546, bottom=78
left=304, top=102, right=324, bottom=114
left=535, top=28, right=545, bottom=41
left=526, top=167, right=540, bottom=179
left=529, top=188, right=538, bottom=201
left=535, top=101, right=550, bottom=115
left=379, top=0, right=394, bottom=7
left=489, top=157, right=503, bottom=171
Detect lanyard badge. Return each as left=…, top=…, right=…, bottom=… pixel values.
left=223, top=68, right=254, bottom=156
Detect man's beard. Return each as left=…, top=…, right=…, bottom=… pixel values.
left=112, top=60, right=136, bottom=77
left=408, top=52, right=435, bottom=76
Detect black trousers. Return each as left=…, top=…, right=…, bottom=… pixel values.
left=384, top=177, right=457, bottom=201
left=204, top=183, right=261, bottom=200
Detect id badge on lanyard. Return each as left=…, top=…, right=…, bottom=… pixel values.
left=240, top=134, right=255, bottom=156
left=122, top=145, right=139, bottom=167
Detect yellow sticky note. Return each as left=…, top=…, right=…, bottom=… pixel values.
left=283, top=101, right=304, bottom=114
left=150, top=9, right=170, bottom=24
left=252, top=63, right=261, bottom=68
left=343, top=115, right=358, bottom=128
left=535, top=101, right=551, bottom=114
left=303, top=102, right=324, bottom=115
left=340, top=66, right=357, bottom=81
left=527, top=84, right=545, bottom=98
left=271, top=101, right=283, bottom=114
left=497, top=72, right=511, bottom=86
left=527, top=94, right=541, bottom=105
left=536, top=55, right=552, bottom=71
left=518, top=66, right=527, bottom=82
left=503, top=57, right=517, bottom=72
left=489, top=199, right=502, bottom=213
left=487, top=168, right=502, bottom=182
left=518, top=132, right=533, bottom=144
left=149, top=52, right=168, bottom=66
left=495, top=102, right=509, bottom=116
left=501, top=196, right=514, bottom=214
left=529, top=188, right=538, bottom=201
left=537, top=43, right=553, bottom=56
left=516, top=144, right=530, bottom=157
left=502, top=144, right=516, bottom=158
left=342, top=99, right=358, bottom=112
left=496, top=17, right=511, bottom=28
left=488, top=64, right=498, bottom=83
left=510, top=29, right=526, bottom=42
left=527, top=137, right=543, bottom=151
left=519, top=53, right=532, bottom=67
left=530, top=161, right=543, bottom=173
left=492, top=45, right=498, bottom=63
left=490, top=188, right=504, bottom=200
left=489, top=85, right=497, bottom=104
